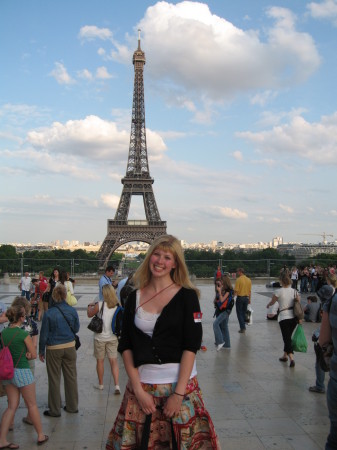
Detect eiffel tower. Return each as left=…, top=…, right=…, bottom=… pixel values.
left=97, top=32, right=167, bottom=267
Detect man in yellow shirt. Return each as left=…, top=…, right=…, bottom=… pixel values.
left=234, top=268, right=252, bottom=333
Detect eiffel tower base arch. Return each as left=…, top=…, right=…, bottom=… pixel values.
left=97, top=221, right=167, bottom=268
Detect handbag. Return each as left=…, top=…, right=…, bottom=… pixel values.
left=0, top=332, right=24, bottom=380
left=293, top=289, right=304, bottom=320
left=66, top=283, right=77, bottom=306
left=87, top=302, right=104, bottom=333
left=54, top=305, right=81, bottom=350
left=314, top=341, right=333, bottom=372
left=314, top=294, right=334, bottom=371
left=291, top=324, right=308, bottom=352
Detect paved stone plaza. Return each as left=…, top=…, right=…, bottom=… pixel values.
left=0, top=281, right=330, bottom=449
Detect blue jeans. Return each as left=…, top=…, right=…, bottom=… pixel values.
left=21, top=290, right=30, bottom=300
left=236, top=296, right=249, bottom=330
left=311, top=278, right=318, bottom=292
left=315, top=358, right=326, bottom=391
left=213, top=311, right=230, bottom=347
left=326, top=375, right=337, bottom=450
left=300, top=277, right=308, bottom=292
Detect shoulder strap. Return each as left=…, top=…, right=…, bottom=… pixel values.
left=1, top=330, right=25, bottom=367
left=1, top=329, right=21, bottom=348
left=327, top=294, right=335, bottom=314
left=54, top=305, right=76, bottom=338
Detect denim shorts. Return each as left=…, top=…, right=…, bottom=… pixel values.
left=2, top=368, right=34, bottom=388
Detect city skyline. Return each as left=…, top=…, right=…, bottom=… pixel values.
left=1, top=0, right=337, bottom=245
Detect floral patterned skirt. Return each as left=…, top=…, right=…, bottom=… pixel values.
left=106, top=376, right=220, bottom=450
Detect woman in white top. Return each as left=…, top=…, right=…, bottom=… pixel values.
left=106, top=235, right=219, bottom=449
left=291, top=266, right=298, bottom=290
left=267, top=271, right=300, bottom=367
left=87, top=285, right=120, bottom=394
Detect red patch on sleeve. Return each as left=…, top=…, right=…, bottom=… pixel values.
left=193, top=312, right=202, bottom=323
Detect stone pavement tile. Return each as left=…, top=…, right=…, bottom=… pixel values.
left=227, top=390, right=276, bottom=405
left=293, top=413, right=330, bottom=435
left=260, top=434, right=322, bottom=450
left=218, top=436, right=265, bottom=450
left=247, top=417, right=304, bottom=436
left=238, top=403, right=288, bottom=420
left=214, top=418, right=256, bottom=438
left=309, top=433, right=329, bottom=449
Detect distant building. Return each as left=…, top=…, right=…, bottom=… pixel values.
left=272, top=237, right=283, bottom=248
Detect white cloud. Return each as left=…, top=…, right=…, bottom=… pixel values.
left=307, top=0, right=337, bottom=25
left=279, top=204, right=294, bottom=213
left=78, top=25, right=113, bottom=42
left=237, top=111, right=337, bottom=165
left=0, top=147, right=98, bottom=180
left=133, top=1, right=320, bottom=100
left=27, top=115, right=131, bottom=160
left=77, top=69, right=93, bottom=81
left=49, top=62, right=75, bottom=85
left=250, top=90, right=277, bottom=106
left=96, top=66, right=113, bottom=79
left=210, top=206, right=248, bottom=219
left=232, top=150, right=243, bottom=161
left=101, top=194, right=120, bottom=209
left=330, top=209, right=337, bottom=216
left=23, top=115, right=166, bottom=166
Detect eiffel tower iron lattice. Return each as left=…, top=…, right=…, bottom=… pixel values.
left=97, top=33, right=167, bottom=267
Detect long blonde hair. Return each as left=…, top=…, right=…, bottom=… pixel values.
left=133, top=235, right=199, bottom=297
left=221, top=275, right=233, bottom=292
left=102, top=284, right=118, bottom=309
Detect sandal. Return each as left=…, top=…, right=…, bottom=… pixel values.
left=37, top=435, right=49, bottom=446
left=0, top=444, right=20, bottom=449
left=22, top=417, right=33, bottom=426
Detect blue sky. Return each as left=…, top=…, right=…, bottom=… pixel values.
left=1, top=0, right=337, bottom=246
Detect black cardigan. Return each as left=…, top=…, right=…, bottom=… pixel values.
left=118, top=287, right=202, bottom=368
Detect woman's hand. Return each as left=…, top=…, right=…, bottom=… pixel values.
left=26, top=351, right=32, bottom=360
left=163, top=394, right=183, bottom=418
left=134, top=388, right=156, bottom=415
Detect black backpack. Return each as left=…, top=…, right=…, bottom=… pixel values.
left=120, top=274, right=135, bottom=307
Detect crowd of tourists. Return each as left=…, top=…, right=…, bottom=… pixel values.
left=1, top=244, right=337, bottom=449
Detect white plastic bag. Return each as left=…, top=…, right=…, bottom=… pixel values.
left=246, top=304, right=253, bottom=325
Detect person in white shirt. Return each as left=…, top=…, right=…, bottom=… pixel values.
left=20, top=272, right=32, bottom=300
left=87, top=285, right=120, bottom=394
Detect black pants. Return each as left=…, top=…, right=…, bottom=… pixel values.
left=279, top=318, right=297, bottom=354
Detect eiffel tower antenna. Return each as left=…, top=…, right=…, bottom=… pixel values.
left=97, top=35, right=167, bottom=267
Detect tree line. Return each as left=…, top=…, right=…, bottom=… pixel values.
left=1, top=244, right=337, bottom=278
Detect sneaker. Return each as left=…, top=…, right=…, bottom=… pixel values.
left=216, top=344, right=224, bottom=351
left=94, top=384, right=104, bottom=390
left=114, top=385, right=121, bottom=395
left=309, top=386, right=325, bottom=393
left=238, top=329, right=245, bottom=334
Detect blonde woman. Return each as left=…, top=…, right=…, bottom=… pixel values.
left=267, top=271, right=299, bottom=367
left=106, top=235, right=219, bottom=449
left=87, top=285, right=120, bottom=394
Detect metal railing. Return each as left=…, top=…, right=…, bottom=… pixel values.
left=0, top=257, right=309, bottom=279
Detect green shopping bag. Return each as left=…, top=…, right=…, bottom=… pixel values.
left=291, top=324, right=308, bottom=353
